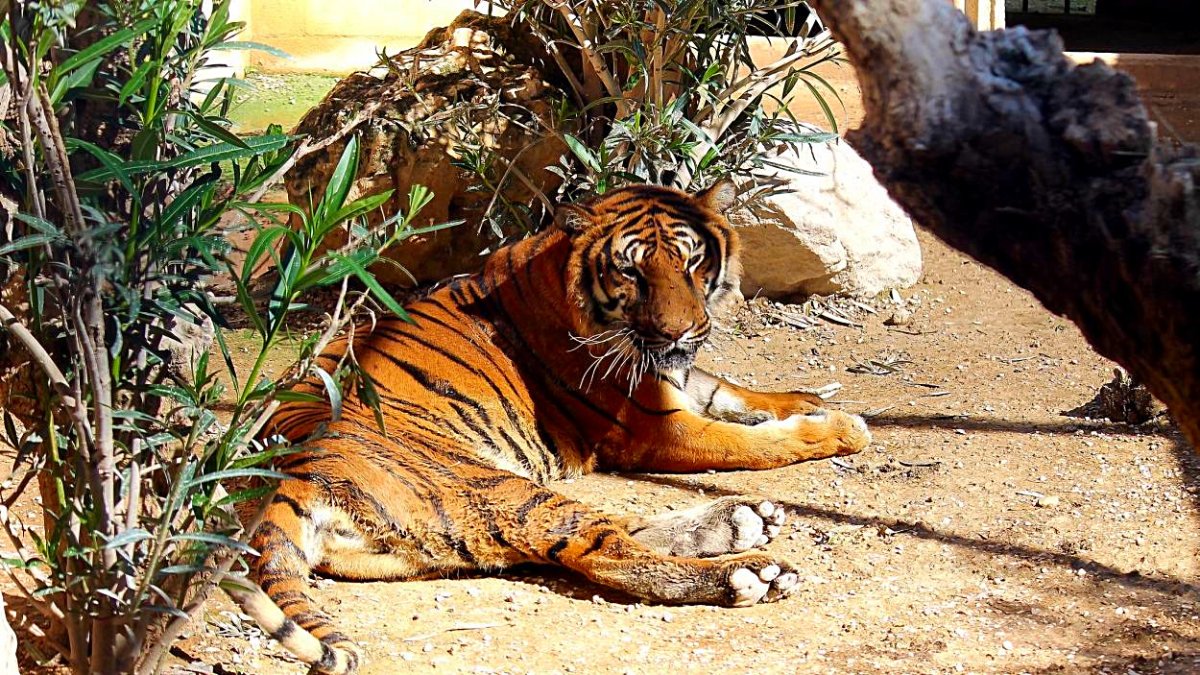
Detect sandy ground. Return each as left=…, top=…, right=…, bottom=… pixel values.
left=114, top=226, right=1193, bottom=675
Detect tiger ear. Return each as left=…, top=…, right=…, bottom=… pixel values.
left=554, top=203, right=597, bottom=235
left=695, top=179, right=737, bottom=212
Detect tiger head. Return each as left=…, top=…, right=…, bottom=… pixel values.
left=558, top=181, right=742, bottom=375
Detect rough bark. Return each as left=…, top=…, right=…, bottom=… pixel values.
left=810, top=0, right=1200, bottom=448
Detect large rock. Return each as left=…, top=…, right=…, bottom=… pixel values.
left=729, top=133, right=922, bottom=299
left=287, top=11, right=567, bottom=287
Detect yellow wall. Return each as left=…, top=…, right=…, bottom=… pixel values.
left=236, top=0, right=487, bottom=74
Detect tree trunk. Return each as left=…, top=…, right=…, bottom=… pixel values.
left=809, top=0, right=1200, bottom=448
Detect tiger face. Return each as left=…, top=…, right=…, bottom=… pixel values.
left=558, top=181, right=742, bottom=374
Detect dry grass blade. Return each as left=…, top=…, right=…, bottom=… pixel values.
left=848, top=351, right=912, bottom=376
left=862, top=404, right=896, bottom=418
left=848, top=358, right=912, bottom=376
left=761, top=306, right=816, bottom=330
left=897, top=459, right=941, bottom=468
left=816, top=308, right=862, bottom=327
left=402, top=622, right=506, bottom=643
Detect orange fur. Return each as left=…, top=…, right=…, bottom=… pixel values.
left=230, top=183, right=870, bottom=673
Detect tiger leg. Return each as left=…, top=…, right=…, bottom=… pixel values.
left=481, top=478, right=799, bottom=606
left=225, top=479, right=362, bottom=675
left=685, top=368, right=832, bottom=424
left=609, top=378, right=870, bottom=472
left=314, top=552, right=434, bottom=580
left=627, top=497, right=787, bottom=558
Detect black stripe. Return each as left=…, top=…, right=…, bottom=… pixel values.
left=472, top=474, right=520, bottom=490
left=368, top=325, right=550, bottom=476
left=255, top=522, right=310, bottom=572
left=546, top=537, right=569, bottom=563
left=276, top=596, right=308, bottom=611
left=328, top=428, right=478, bottom=566
left=405, top=305, right=531, bottom=408
left=269, top=619, right=298, bottom=642
left=581, top=529, right=617, bottom=557
left=316, top=644, right=338, bottom=672
left=515, top=491, right=554, bottom=522
left=292, top=610, right=329, bottom=630
left=271, top=493, right=310, bottom=518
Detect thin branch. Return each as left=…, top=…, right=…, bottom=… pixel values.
left=692, top=44, right=812, bottom=130
left=536, top=34, right=587, bottom=108
left=0, top=304, right=75, bottom=407
left=551, top=2, right=628, bottom=117
left=27, top=90, right=85, bottom=237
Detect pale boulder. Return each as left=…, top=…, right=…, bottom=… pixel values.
left=729, top=136, right=923, bottom=299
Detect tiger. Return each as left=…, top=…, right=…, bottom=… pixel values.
left=226, top=181, right=871, bottom=674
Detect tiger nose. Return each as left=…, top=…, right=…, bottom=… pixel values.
left=653, top=322, right=694, bottom=343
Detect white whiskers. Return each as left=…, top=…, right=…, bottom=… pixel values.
left=575, top=327, right=652, bottom=393
left=569, top=327, right=629, bottom=351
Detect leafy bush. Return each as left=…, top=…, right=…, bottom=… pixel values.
left=489, top=0, right=842, bottom=201
left=0, top=2, right=424, bottom=672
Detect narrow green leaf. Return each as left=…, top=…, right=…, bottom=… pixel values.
left=241, top=226, right=287, bottom=284
left=183, top=467, right=287, bottom=488
left=130, top=126, right=162, bottom=162
left=211, top=325, right=243, bottom=393
left=563, top=133, right=601, bottom=173
left=104, top=529, right=153, bottom=549
left=50, top=59, right=100, bottom=105
left=332, top=253, right=410, bottom=321
left=176, top=109, right=250, bottom=149
left=0, top=233, right=59, bottom=255
left=118, top=61, right=153, bottom=106
left=3, top=411, right=19, bottom=448
left=169, top=532, right=256, bottom=553
left=157, top=175, right=217, bottom=228
left=76, top=133, right=292, bottom=183
left=211, top=41, right=291, bottom=58
left=141, top=605, right=190, bottom=620
left=315, top=136, right=360, bottom=225
left=799, top=78, right=839, bottom=135
left=12, top=213, right=60, bottom=235
left=216, top=484, right=278, bottom=508
left=197, top=77, right=228, bottom=115
left=56, top=17, right=157, bottom=78
left=273, top=390, right=324, bottom=403
left=397, top=219, right=463, bottom=240
left=312, top=367, right=343, bottom=422
left=329, top=189, right=394, bottom=227
left=158, top=564, right=224, bottom=576
left=775, top=131, right=838, bottom=144
left=66, top=138, right=141, bottom=204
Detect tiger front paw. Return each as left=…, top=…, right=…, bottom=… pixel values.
left=783, top=409, right=870, bottom=460
left=834, top=411, right=871, bottom=456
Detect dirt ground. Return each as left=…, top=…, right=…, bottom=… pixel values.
left=108, top=225, right=1189, bottom=675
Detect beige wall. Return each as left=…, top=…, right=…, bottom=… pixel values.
left=954, top=0, right=1006, bottom=30
left=232, top=1, right=1010, bottom=75
left=235, top=0, right=485, bottom=74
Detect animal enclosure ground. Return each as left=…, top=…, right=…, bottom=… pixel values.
left=160, top=228, right=1199, bottom=674
left=6, top=228, right=1198, bottom=674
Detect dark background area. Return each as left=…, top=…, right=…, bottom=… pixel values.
left=1008, top=0, right=1200, bottom=54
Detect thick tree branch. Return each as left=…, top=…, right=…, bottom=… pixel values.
left=811, top=0, right=1200, bottom=447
